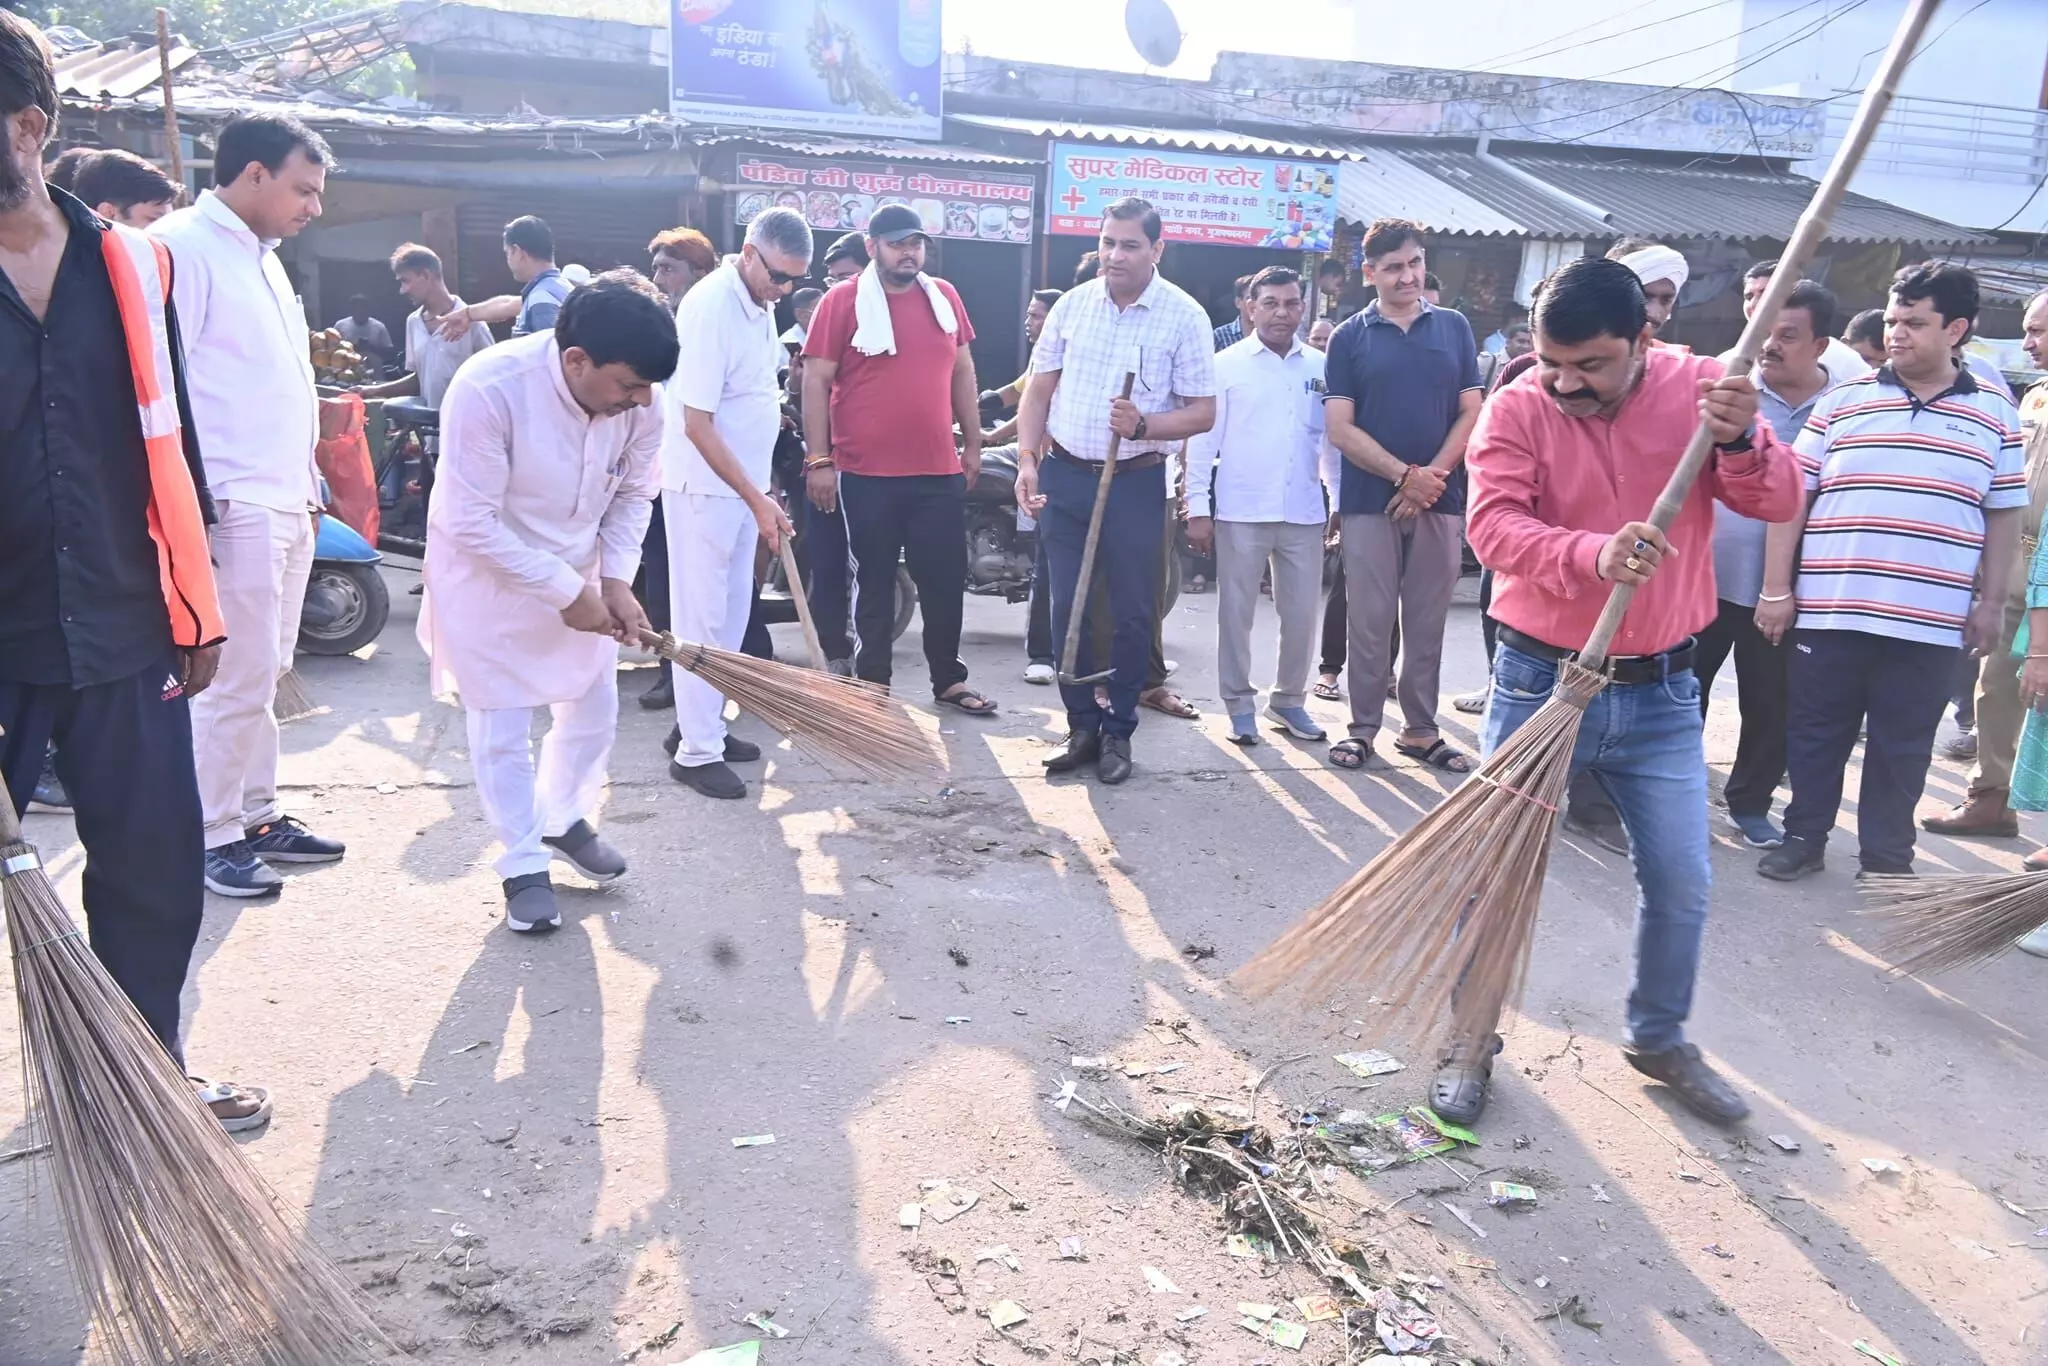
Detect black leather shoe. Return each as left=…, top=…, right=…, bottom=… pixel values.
left=1043, top=730, right=1101, bottom=773
left=671, top=760, right=746, bottom=800
left=1757, top=833, right=1824, bottom=882
left=1096, top=732, right=1133, bottom=785
left=1624, top=1042, right=1751, bottom=1124
left=663, top=724, right=681, bottom=758
left=724, top=734, right=761, bottom=763
left=638, top=675, right=673, bottom=710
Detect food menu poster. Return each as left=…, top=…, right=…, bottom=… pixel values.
left=1045, top=142, right=1337, bottom=252
left=732, top=155, right=1037, bottom=244
left=672, top=0, right=941, bottom=139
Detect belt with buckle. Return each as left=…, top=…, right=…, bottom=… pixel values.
left=1048, top=440, right=1165, bottom=472
left=1498, top=626, right=1695, bottom=685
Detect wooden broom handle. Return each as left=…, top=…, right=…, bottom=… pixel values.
left=1576, top=0, right=1941, bottom=673
left=0, top=731, right=21, bottom=846
left=777, top=535, right=829, bottom=672
left=1058, top=371, right=1139, bottom=679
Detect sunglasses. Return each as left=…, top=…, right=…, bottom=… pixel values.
left=764, top=266, right=804, bottom=287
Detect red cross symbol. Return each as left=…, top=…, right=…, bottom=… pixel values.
left=1060, top=186, right=1088, bottom=212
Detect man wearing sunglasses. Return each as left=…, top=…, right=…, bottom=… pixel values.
left=661, top=207, right=814, bottom=800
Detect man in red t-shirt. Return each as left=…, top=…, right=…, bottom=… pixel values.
left=801, top=205, right=996, bottom=713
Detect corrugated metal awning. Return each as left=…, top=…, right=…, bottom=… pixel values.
left=55, top=38, right=198, bottom=99
left=948, top=113, right=1345, bottom=161
left=1501, top=153, right=1991, bottom=246
left=1392, top=148, right=1610, bottom=239
left=1949, top=258, right=2048, bottom=305
left=1335, top=147, right=1531, bottom=237
left=693, top=132, right=1038, bottom=165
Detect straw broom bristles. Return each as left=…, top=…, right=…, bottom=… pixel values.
left=2, top=776, right=396, bottom=1365
left=642, top=631, right=941, bottom=782
left=271, top=667, right=324, bottom=724
left=1235, top=661, right=1605, bottom=1054
left=1861, top=871, right=2048, bottom=975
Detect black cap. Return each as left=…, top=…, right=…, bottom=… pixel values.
left=822, top=231, right=869, bottom=267
left=867, top=203, right=929, bottom=244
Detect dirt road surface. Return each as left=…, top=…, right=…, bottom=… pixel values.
left=4, top=574, right=2046, bottom=1365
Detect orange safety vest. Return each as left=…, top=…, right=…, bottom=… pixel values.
left=97, top=223, right=225, bottom=651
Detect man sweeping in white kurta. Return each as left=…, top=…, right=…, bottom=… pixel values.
left=422, top=272, right=679, bottom=932
left=662, top=206, right=814, bottom=801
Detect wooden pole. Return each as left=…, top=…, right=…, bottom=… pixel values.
left=155, top=9, right=183, bottom=189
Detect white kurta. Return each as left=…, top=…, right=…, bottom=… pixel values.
left=421, top=333, right=662, bottom=711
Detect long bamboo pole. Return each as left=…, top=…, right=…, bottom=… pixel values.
left=154, top=9, right=183, bottom=189
left=1575, top=0, right=1943, bottom=672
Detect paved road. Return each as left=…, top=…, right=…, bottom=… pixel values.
left=3, top=569, right=2044, bottom=1364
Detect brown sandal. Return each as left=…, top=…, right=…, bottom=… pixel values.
left=1140, top=687, right=1199, bottom=719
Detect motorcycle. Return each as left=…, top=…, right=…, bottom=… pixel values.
left=297, top=514, right=391, bottom=656
left=967, top=446, right=1181, bottom=612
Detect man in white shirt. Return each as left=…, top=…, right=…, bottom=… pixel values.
left=152, top=111, right=345, bottom=897
left=358, top=242, right=495, bottom=407
left=1185, top=266, right=1333, bottom=747
left=1017, top=198, right=1217, bottom=784
left=422, top=273, right=670, bottom=932
left=662, top=206, right=813, bottom=800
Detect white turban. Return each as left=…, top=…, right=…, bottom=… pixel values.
left=1617, top=244, right=1689, bottom=294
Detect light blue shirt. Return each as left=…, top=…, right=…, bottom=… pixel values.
left=1710, top=366, right=1840, bottom=608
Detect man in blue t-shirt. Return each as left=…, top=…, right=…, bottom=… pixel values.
left=1322, top=218, right=1484, bottom=774
left=432, top=214, right=573, bottom=341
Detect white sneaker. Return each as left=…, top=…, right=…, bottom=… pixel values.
left=1023, top=661, right=1055, bottom=685
left=2019, top=923, right=2048, bottom=958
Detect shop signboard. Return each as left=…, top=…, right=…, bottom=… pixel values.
left=732, top=154, right=1036, bottom=244
left=1045, top=141, right=1337, bottom=251
left=671, top=0, right=943, bottom=139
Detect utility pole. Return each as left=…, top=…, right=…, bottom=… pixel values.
left=155, top=9, right=183, bottom=187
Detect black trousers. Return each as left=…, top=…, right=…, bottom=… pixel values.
left=1321, top=561, right=1347, bottom=676
left=1784, top=628, right=1959, bottom=872
left=1, top=651, right=204, bottom=1060
left=637, top=497, right=672, bottom=683
left=840, top=471, right=969, bottom=694
left=1027, top=537, right=1053, bottom=665
left=794, top=490, right=852, bottom=662
left=1041, top=453, right=1165, bottom=736
left=1694, top=597, right=1789, bottom=817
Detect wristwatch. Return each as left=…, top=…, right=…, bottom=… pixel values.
left=1713, top=426, right=1757, bottom=455
left=1133, top=414, right=1150, bottom=443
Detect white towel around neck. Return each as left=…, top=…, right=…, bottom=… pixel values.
left=851, top=262, right=959, bottom=357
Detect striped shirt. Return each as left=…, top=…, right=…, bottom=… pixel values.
left=1032, top=272, right=1216, bottom=463
left=1793, top=364, right=2025, bottom=647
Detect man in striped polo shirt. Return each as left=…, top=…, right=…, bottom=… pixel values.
left=1760, top=263, right=2026, bottom=881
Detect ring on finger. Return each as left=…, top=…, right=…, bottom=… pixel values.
left=1633, top=538, right=1648, bottom=553
left=1625, top=555, right=1642, bottom=572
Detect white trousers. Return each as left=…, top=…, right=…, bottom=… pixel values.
left=465, top=669, right=619, bottom=879
left=191, top=500, right=315, bottom=850
left=666, top=489, right=757, bottom=767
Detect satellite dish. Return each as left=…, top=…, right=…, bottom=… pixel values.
left=1125, top=0, right=1181, bottom=68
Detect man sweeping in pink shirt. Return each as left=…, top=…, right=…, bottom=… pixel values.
left=1446, top=257, right=1805, bottom=1128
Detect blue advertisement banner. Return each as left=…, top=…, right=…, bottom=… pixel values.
left=671, top=0, right=942, bottom=140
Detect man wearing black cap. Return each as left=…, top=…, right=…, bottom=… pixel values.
left=802, top=205, right=995, bottom=713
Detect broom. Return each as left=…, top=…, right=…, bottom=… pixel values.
left=1862, top=871, right=2048, bottom=975
left=1235, top=0, right=1943, bottom=1054
left=639, top=631, right=939, bottom=781
left=1, top=767, right=397, bottom=1365
left=272, top=666, right=324, bottom=724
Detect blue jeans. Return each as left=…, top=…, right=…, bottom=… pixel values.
left=1481, top=643, right=1711, bottom=1053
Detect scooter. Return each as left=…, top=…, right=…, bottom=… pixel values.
left=297, top=514, right=391, bottom=656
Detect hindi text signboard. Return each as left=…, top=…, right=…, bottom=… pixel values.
left=732, top=154, right=1035, bottom=243
left=1045, top=141, right=1337, bottom=251
left=672, top=0, right=942, bottom=139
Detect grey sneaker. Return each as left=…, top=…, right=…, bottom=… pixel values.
left=542, top=819, right=626, bottom=883
left=204, top=841, right=284, bottom=897
left=503, top=873, right=560, bottom=933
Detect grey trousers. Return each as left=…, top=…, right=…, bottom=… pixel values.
left=1215, top=519, right=1325, bottom=716
left=1342, top=510, right=1463, bottom=745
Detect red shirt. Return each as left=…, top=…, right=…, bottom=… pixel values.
left=1466, top=347, right=1804, bottom=656
left=803, top=277, right=975, bottom=477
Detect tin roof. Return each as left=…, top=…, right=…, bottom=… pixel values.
left=1501, top=153, right=1991, bottom=246
left=1389, top=148, right=1611, bottom=239
left=1334, top=146, right=1533, bottom=237
left=947, top=113, right=1349, bottom=161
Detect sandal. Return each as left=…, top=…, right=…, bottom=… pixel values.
left=1328, top=738, right=1371, bottom=770
left=1395, top=737, right=1473, bottom=773
left=936, top=686, right=998, bottom=716
left=191, top=1076, right=273, bottom=1133
left=1430, top=1042, right=1498, bottom=1127
left=2025, top=848, right=2048, bottom=873
left=1313, top=676, right=1343, bottom=702
left=1140, top=687, right=1199, bottom=720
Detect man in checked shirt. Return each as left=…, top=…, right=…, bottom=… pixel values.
left=1017, top=199, right=1216, bottom=784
